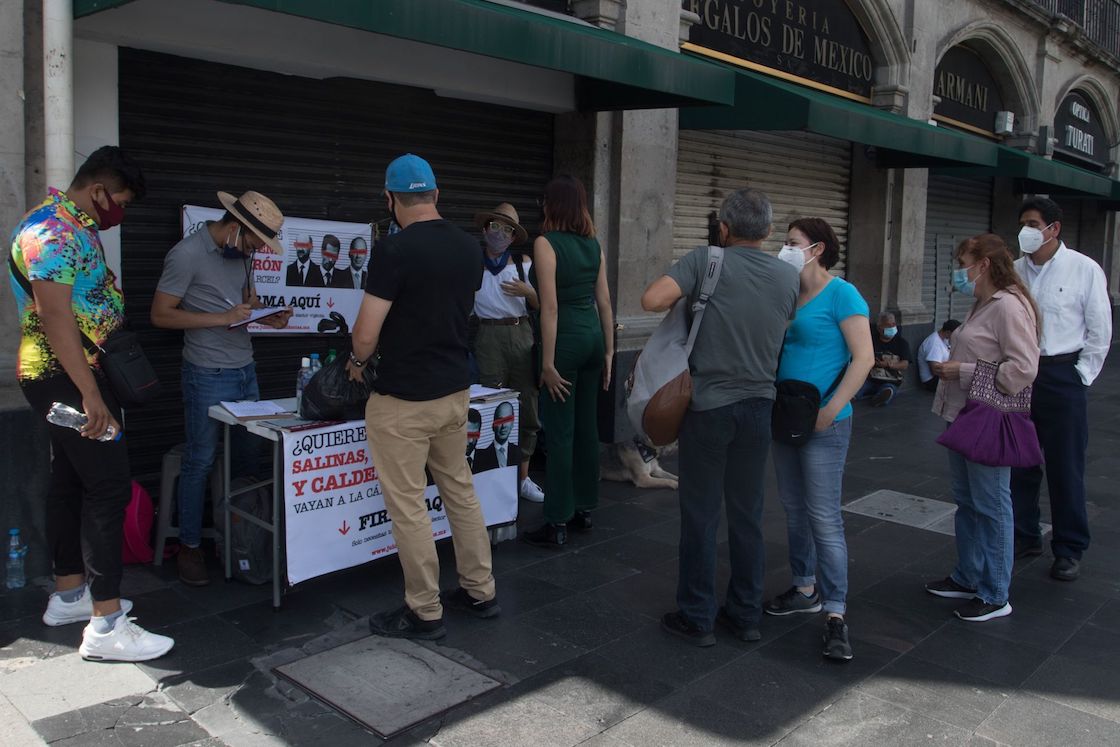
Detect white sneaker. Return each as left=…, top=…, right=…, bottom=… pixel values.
left=79, top=616, right=174, bottom=662
left=520, top=477, right=545, bottom=503
left=42, top=586, right=133, bottom=627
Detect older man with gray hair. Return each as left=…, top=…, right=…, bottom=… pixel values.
left=641, top=188, right=799, bottom=647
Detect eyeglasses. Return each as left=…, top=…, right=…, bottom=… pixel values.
left=487, top=221, right=515, bottom=237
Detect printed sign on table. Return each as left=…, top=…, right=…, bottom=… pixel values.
left=181, top=205, right=372, bottom=335
left=282, top=398, right=520, bottom=585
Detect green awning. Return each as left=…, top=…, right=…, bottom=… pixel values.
left=75, top=0, right=736, bottom=111
left=933, top=146, right=1116, bottom=198
left=679, top=66, right=999, bottom=169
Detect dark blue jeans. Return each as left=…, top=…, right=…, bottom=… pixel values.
left=676, top=397, right=772, bottom=631
left=1011, top=360, right=1090, bottom=559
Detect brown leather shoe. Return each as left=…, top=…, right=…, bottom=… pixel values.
left=177, top=546, right=211, bottom=587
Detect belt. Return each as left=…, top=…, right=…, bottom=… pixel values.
left=478, top=316, right=528, bottom=326
left=1039, top=351, right=1080, bottom=365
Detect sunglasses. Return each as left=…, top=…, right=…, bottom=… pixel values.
left=487, top=221, right=515, bottom=237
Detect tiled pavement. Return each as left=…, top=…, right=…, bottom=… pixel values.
left=3, top=358, right=1120, bottom=746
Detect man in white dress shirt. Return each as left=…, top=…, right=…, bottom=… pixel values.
left=916, top=320, right=960, bottom=392
left=1011, top=197, right=1112, bottom=582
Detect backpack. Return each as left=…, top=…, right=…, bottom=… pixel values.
left=214, top=476, right=273, bottom=585
left=625, top=246, right=724, bottom=446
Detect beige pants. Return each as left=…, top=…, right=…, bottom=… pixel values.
left=365, top=389, right=496, bottom=620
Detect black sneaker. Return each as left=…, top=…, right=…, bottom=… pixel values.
left=871, top=387, right=893, bottom=407
left=368, top=606, right=446, bottom=641
left=716, top=607, right=761, bottom=642
left=822, top=617, right=853, bottom=661
left=567, top=511, right=593, bottom=531
left=442, top=587, right=501, bottom=619
left=660, top=611, right=716, bottom=647
left=954, top=598, right=1012, bottom=622
left=764, top=586, right=823, bottom=616
left=521, top=523, right=567, bottom=548
left=924, top=576, right=977, bottom=599
left=1014, top=539, right=1044, bottom=560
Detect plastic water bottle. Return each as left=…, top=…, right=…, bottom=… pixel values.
left=46, top=402, right=121, bottom=442
left=296, top=357, right=313, bottom=412
left=325, top=349, right=337, bottom=365
left=309, top=353, right=322, bottom=375
left=6, top=529, right=25, bottom=589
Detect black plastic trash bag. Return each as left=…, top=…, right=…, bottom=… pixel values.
left=299, top=356, right=376, bottom=421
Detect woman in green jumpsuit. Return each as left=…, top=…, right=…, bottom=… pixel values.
left=523, top=175, right=614, bottom=547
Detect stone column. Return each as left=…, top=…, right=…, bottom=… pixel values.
left=0, top=0, right=27, bottom=383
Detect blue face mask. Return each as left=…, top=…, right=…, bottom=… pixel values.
left=952, top=266, right=976, bottom=297
left=882, top=326, right=898, bottom=339
left=221, top=227, right=244, bottom=259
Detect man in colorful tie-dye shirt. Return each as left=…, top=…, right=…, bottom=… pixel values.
left=8, top=146, right=174, bottom=663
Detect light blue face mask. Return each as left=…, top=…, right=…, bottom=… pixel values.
left=882, top=326, right=898, bottom=339
left=952, top=266, right=976, bottom=297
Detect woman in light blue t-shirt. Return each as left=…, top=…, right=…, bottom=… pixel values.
left=764, top=218, right=875, bottom=662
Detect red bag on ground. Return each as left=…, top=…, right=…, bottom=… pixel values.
left=122, top=480, right=155, bottom=564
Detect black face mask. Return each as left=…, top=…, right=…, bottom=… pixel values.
left=388, top=195, right=400, bottom=231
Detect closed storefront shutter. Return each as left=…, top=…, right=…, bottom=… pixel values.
left=118, top=47, right=554, bottom=477
left=923, top=174, right=993, bottom=326
left=1060, top=200, right=1083, bottom=252
left=675, top=130, right=852, bottom=274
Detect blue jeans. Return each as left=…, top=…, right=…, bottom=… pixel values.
left=948, top=449, right=1012, bottom=606
left=676, top=398, right=772, bottom=631
left=772, top=416, right=853, bottom=616
left=179, top=360, right=260, bottom=546
left=856, top=379, right=899, bottom=403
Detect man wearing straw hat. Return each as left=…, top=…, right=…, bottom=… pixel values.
left=471, top=203, right=543, bottom=502
left=151, top=190, right=292, bottom=587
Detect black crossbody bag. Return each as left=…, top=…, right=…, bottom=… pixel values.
left=10, top=256, right=161, bottom=407
left=772, top=354, right=849, bottom=447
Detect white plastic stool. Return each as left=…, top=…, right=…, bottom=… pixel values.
left=153, top=443, right=222, bottom=566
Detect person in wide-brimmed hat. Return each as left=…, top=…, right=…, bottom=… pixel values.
left=470, top=202, right=544, bottom=503
left=151, top=189, right=292, bottom=587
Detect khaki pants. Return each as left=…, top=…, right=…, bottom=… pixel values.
left=365, top=389, right=496, bottom=620
left=474, top=322, right=540, bottom=459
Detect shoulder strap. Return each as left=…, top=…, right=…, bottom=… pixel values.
left=684, top=245, right=724, bottom=354
left=513, top=251, right=526, bottom=283
left=8, top=255, right=101, bottom=354
left=822, top=360, right=850, bottom=399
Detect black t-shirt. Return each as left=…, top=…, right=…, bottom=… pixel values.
left=872, top=329, right=912, bottom=361
left=365, top=219, right=483, bottom=400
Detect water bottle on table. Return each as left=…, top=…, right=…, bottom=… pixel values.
left=6, top=528, right=25, bottom=589
left=46, top=402, right=121, bottom=442
left=309, top=352, right=322, bottom=375
left=296, top=356, right=313, bottom=412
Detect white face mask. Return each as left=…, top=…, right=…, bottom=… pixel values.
left=1018, top=224, right=1052, bottom=255
left=778, top=245, right=806, bottom=272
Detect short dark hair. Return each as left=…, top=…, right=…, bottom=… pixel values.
left=468, top=408, right=482, bottom=425
left=322, top=234, right=341, bottom=251
left=392, top=190, right=437, bottom=207
left=70, top=146, right=146, bottom=200
left=940, top=319, right=962, bottom=333
left=1019, top=197, right=1063, bottom=226
left=541, top=174, right=595, bottom=237
left=788, top=217, right=841, bottom=270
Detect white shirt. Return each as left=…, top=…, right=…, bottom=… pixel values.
left=351, top=269, right=364, bottom=289
left=916, top=331, right=950, bottom=383
left=496, top=442, right=507, bottom=468
left=474, top=259, right=530, bottom=320
left=1015, top=242, right=1112, bottom=386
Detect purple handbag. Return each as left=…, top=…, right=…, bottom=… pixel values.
left=936, top=359, right=1044, bottom=468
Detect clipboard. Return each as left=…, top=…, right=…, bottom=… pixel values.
left=228, top=307, right=288, bottom=329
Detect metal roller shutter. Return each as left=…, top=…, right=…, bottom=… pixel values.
left=923, top=175, right=993, bottom=326
left=1060, top=200, right=1082, bottom=251
left=675, top=130, right=852, bottom=274
left=118, top=47, right=554, bottom=478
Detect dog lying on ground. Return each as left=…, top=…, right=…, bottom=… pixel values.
left=600, top=439, right=678, bottom=490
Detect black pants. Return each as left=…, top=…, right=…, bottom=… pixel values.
left=1011, top=360, right=1090, bottom=559
left=21, top=373, right=130, bottom=601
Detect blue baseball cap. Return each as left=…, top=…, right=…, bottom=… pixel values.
left=385, top=154, right=437, bottom=193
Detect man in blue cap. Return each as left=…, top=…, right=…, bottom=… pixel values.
left=347, top=154, right=499, bottom=639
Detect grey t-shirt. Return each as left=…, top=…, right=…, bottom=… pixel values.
left=156, top=225, right=254, bottom=369
left=667, top=244, right=799, bottom=411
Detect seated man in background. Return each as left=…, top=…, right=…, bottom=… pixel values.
left=917, top=319, right=960, bottom=392
left=856, top=312, right=911, bottom=407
